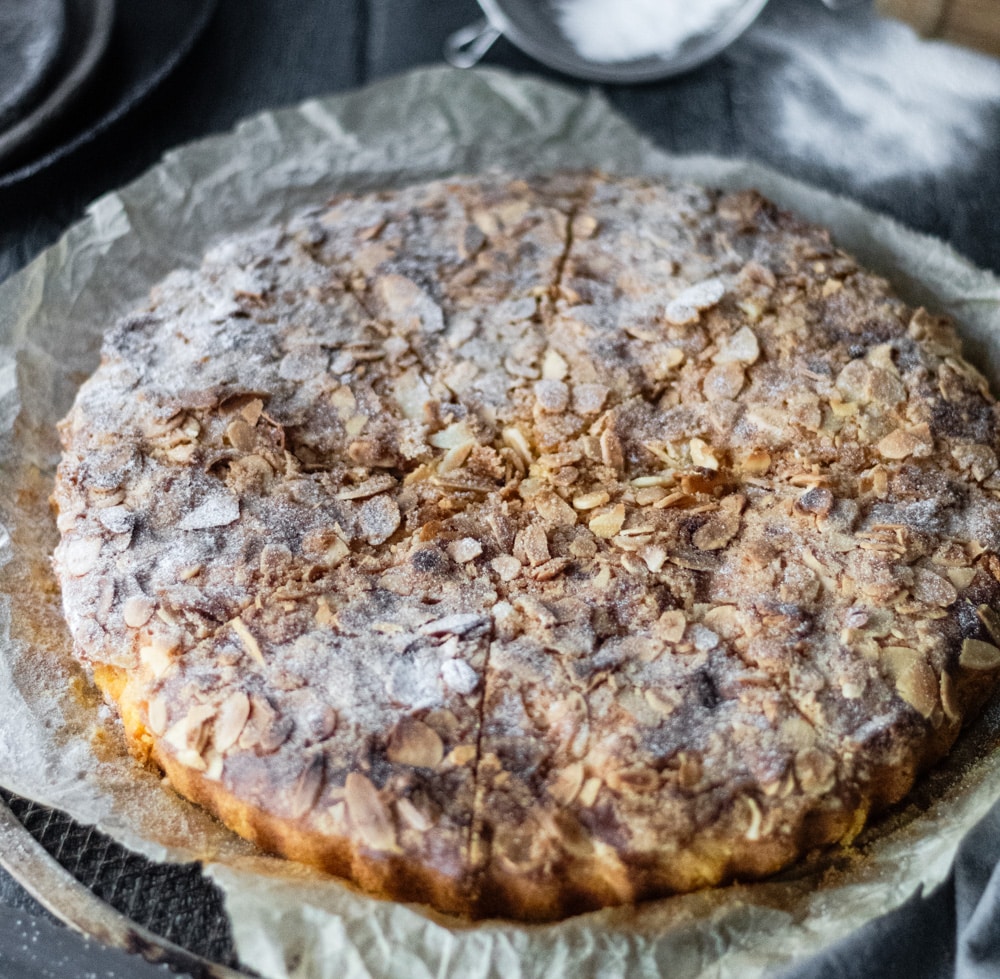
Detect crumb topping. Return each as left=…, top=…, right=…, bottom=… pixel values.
left=53, top=172, right=1000, bottom=919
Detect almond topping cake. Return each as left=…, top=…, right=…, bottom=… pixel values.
left=52, top=172, right=1000, bottom=921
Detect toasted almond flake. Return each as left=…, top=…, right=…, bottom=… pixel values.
left=573, top=383, right=610, bottom=415
left=330, top=386, right=357, bottom=418
left=231, top=616, right=266, bottom=666
left=689, top=438, right=719, bottom=470
left=387, top=718, right=445, bottom=768
left=657, top=609, right=687, bottom=643
left=573, top=490, right=610, bottom=510
left=419, top=613, right=489, bottom=637
left=239, top=398, right=264, bottom=426
left=600, top=428, right=624, bottom=470
left=336, top=475, right=396, bottom=500
left=62, top=537, right=102, bottom=577
left=535, top=492, right=578, bottom=527
left=578, top=777, right=602, bottom=808
left=429, top=420, right=476, bottom=450
left=513, top=523, right=550, bottom=566
left=396, top=797, right=433, bottom=832
left=641, top=544, right=667, bottom=573
left=502, top=427, right=533, bottom=465
left=345, top=772, right=396, bottom=851
left=665, top=278, right=725, bottom=325
left=941, top=671, right=961, bottom=721
left=542, top=348, right=569, bottom=380
left=344, top=414, right=368, bottom=437
left=140, top=636, right=177, bottom=679
left=976, top=606, right=1000, bottom=645
left=740, top=797, right=763, bottom=841
left=715, top=326, right=761, bottom=366
left=912, top=568, right=958, bottom=607
left=632, top=473, right=674, bottom=488
left=618, top=524, right=655, bottom=538
left=214, top=691, right=251, bottom=752
left=447, top=538, right=483, bottom=563
left=147, top=698, right=168, bottom=736
left=491, top=555, right=522, bottom=582
left=358, top=495, right=401, bottom=544
left=534, top=378, right=570, bottom=413
left=549, top=761, right=585, bottom=806
left=589, top=504, right=626, bottom=539
left=528, top=557, right=572, bottom=581
left=947, top=567, right=977, bottom=590
left=895, top=660, right=938, bottom=718
left=653, top=491, right=691, bottom=509
left=441, top=658, right=479, bottom=695
left=703, top=362, right=745, bottom=401
left=166, top=443, right=196, bottom=463
left=960, top=638, right=1000, bottom=670
left=225, top=419, right=256, bottom=452
left=123, top=595, right=155, bottom=629
left=446, top=744, right=476, bottom=767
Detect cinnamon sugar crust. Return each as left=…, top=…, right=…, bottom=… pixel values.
left=52, top=172, right=1000, bottom=921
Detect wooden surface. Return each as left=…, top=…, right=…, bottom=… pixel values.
left=879, top=0, right=1000, bottom=53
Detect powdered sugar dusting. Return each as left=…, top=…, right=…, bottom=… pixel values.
left=741, top=5, right=1000, bottom=185
left=554, top=0, right=750, bottom=63
left=178, top=494, right=240, bottom=530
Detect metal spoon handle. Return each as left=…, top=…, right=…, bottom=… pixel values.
left=445, top=18, right=502, bottom=69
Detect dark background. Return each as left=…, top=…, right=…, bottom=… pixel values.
left=2, top=0, right=1000, bottom=975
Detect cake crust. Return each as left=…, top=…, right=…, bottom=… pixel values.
left=53, top=172, right=1000, bottom=921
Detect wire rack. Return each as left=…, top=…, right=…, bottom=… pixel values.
left=0, top=788, right=246, bottom=976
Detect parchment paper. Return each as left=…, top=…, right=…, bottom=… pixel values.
left=1, top=66, right=1000, bottom=979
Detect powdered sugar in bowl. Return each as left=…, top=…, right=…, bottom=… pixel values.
left=445, top=0, right=771, bottom=82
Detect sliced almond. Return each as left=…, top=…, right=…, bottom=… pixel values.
left=589, top=504, right=626, bottom=539
left=447, top=538, right=483, bottom=563
left=123, top=595, right=155, bottom=629
left=573, top=490, right=610, bottom=510
left=548, top=761, right=585, bottom=807
left=656, top=609, right=687, bottom=643
left=62, top=537, right=102, bottom=577
left=345, top=772, right=396, bottom=850
left=387, top=718, right=445, bottom=768
left=689, top=438, right=719, bottom=470
left=895, top=659, right=939, bottom=718
left=577, top=777, right=602, bottom=808
left=214, top=691, right=251, bottom=752
left=396, top=796, right=434, bottom=832
left=290, top=754, right=326, bottom=819
left=231, top=616, right=266, bottom=666
left=147, top=697, right=168, bottom=736
left=961, top=637, right=1000, bottom=670
left=976, top=605, right=1000, bottom=645
left=542, top=348, right=569, bottom=380
left=600, top=428, right=624, bottom=470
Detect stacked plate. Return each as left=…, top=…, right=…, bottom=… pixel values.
left=0, top=0, right=115, bottom=173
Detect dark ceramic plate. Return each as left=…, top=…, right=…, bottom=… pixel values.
left=0, top=0, right=114, bottom=172
left=0, top=0, right=218, bottom=187
left=0, top=0, right=67, bottom=131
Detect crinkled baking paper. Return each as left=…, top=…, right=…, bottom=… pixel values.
left=1, top=67, right=1000, bottom=979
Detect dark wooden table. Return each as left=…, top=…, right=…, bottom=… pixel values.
left=2, top=0, right=999, bottom=974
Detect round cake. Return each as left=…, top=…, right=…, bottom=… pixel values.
left=52, top=172, right=1000, bottom=921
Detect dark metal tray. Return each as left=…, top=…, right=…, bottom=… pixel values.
left=0, top=789, right=246, bottom=977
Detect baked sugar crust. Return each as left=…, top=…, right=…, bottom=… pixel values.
left=52, top=172, right=1000, bottom=921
